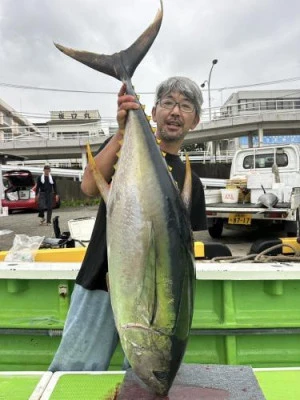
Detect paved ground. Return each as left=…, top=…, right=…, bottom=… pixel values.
left=0, top=205, right=254, bottom=256
left=0, top=206, right=99, bottom=252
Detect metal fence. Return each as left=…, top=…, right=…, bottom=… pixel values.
left=205, top=98, right=300, bottom=122
left=180, top=150, right=236, bottom=163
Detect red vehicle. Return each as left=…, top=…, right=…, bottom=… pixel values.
left=2, top=169, right=60, bottom=213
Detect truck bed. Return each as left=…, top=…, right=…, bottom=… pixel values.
left=206, top=202, right=290, bottom=212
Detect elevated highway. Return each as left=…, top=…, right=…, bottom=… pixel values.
left=185, top=109, right=300, bottom=145
left=0, top=133, right=107, bottom=162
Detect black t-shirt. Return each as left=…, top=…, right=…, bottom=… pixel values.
left=76, top=140, right=207, bottom=291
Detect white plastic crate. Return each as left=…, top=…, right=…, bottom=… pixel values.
left=68, top=217, right=96, bottom=245
left=221, top=188, right=239, bottom=203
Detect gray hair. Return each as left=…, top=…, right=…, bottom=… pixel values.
left=154, top=76, right=203, bottom=117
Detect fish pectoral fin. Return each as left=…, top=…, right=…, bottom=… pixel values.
left=181, top=152, right=192, bottom=211
left=138, top=221, right=157, bottom=324
left=86, top=143, right=110, bottom=203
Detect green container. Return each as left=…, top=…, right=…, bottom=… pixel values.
left=192, top=279, right=300, bottom=328
left=0, top=335, right=61, bottom=371
left=2, top=330, right=299, bottom=372
left=1, top=278, right=300, bottom=330
left=1, top=275, right=300, bottom=371
left=185, top=332, right=300, bottom=368
left=255, top=368, right=300, bottom=400
left=46, top=373, right=125, bottom=400
left=0, top=279, right=74, bottom=329
left=0, top=372, right=43, bottom=400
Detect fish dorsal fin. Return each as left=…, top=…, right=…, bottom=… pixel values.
left=181, top=152, right=192, bottom=211
left=54, top=1, right=163, bottom=82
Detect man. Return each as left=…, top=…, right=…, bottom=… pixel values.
left=49, top=76, right=207, bottom=372
left=36, top=165, right=57, bottom=226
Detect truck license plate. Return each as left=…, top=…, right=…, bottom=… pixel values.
left=228, top=214, right=252, bottom=225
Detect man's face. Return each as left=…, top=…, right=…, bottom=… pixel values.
left=152, top=91, right=199, bottom=143
left=44, top=168, right=50, bottom=176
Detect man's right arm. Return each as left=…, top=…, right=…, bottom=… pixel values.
left=81, top=131, right=124, bottom=197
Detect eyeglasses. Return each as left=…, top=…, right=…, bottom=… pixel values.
left=158, top=98, right=195, bottom=113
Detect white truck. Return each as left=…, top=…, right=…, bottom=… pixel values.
left=205, top=144, right=300, bottom=238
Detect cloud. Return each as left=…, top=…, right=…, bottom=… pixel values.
left=0, top=0, right=299, bottom=121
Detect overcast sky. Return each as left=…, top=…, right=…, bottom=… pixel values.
left=0, top=0, right=299, bottom=124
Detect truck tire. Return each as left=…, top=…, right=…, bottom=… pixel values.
left=208, top=219, right=223, bottom=239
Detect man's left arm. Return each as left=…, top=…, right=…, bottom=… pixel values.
left=190, top=176, right=207, bottom=231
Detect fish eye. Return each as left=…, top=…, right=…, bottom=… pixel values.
left=153, top=370, right=169, bottom=382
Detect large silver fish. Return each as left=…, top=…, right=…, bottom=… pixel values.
left=55, top=1, right=195, bottom=396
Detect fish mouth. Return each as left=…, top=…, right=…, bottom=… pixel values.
left=152, top=371, right=171, bottom=395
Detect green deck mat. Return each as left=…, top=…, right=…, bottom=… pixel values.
left=0, top=375, right=41, bottom=400
left=255, top=369, right=300, bottom=400
left=49, top=374, right=125, bottom=400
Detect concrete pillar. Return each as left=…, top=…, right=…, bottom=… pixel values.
left=210, top=141, right=217, bottom=163
left=258, top=126, right=264, bottom=147
left=205, top=141, right=213, bottom=163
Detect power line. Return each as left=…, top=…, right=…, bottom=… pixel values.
left=0, top=82, right=117, bottom=94
left=0, top=82, right=152, bottom=95
left=1, top=76, right=300, bottom=94
left=217, top=76, right=300, bottom=91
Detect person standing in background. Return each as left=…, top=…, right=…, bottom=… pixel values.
left=36, top=165, right=57, bottom=225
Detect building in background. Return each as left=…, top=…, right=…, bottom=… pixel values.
left=36, top=109, right=106, bottom=139
left=220, top=90, right=300, bottom=150
left=221, top=90, right=300, bottom=117
left=0, top=98, right=40, bottom=141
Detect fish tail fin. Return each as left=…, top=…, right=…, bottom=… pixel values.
left=54, top=0, right=163, bottom=83
left=86, top=143, right=110, bottom=203
left=181, top=152, right=192, bottom=211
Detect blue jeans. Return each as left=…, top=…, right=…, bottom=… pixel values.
left=49, top=284, right=128, bottom=371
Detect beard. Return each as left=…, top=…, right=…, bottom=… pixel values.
left=157, top=128, right=186, bottom=143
